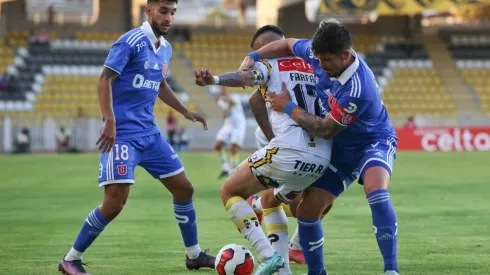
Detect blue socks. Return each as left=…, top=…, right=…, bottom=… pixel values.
left=298, top=217, right=326, bottom=274
left=367, top=189, right=399, bottom=272
left=173, top=200, right=199, bottom=248
left=72, top=207, right=110, bottom=253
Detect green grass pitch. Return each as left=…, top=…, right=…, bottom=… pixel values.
left=0, top=152, right=489, bottom=274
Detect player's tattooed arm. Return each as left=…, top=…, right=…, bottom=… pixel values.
left=266, top=82, right=345, bottom=139
left=249, top=89, right=274, bottom=141
left=291, top=109, right=345, bottom=140
left=194, top=68, right=266, bottom=87
left=217, top=70, right=262, bottom=87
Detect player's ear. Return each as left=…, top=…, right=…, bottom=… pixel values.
left=342, top=49, right=350, bottom=61
left=144, top=5, right=152, bottom=17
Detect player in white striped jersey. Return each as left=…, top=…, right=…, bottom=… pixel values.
left=215, top=86, right=247, bottom=178
left=193, top=26, right=332, bottom=275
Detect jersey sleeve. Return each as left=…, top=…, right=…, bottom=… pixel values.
left=292, top=39, right=314, bottom=64
left=104, top=41, right=133, bottom=74
left=328, top=84, right=370, bottom=127
left=254, top=60, right=273, bottom=98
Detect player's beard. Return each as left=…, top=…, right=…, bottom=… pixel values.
left=151, top=20, right=169, bottom=36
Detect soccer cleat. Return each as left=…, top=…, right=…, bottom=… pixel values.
left=58, top=258, right=91, bottom=275
left=254, top=252, right=285, bottom=275
left=218, top=170, right=230, bottom=179
left=288, top=248, right=306, bottom=264
left=385, top=271, right=399, bottom=275
left=246, top=195, right=263, bottom=225
left=186, top=249, right=216, bottom=270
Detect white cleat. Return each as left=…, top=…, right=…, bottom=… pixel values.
left=385, top=271, right=399, bottom=275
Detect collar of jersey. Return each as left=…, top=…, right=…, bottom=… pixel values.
left=330, top=49, right=359, bottom=85
left=140, top=21, right=167, bottom=52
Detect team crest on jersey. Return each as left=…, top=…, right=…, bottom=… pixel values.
left=144, top=61, right=150, bottom=70
left=162, top=64, right=168, bottom=77
left=342, top=114, right=353, bottom=125
left=117, top=165, right=127, bottom=176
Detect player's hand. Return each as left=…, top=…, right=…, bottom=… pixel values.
left=265, top=82, right=292, bottom=113
left=183, top=110, right=208, bottom=130
left=238, top=56, right=255, bottom=71
left=193, top=68, right=214, bottom=86
left=96, top=118, right=116, bottom=153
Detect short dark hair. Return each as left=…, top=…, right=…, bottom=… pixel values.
left=147, top=0, right=178, bottom=4
left=311, top=19, right=352, bottom=56
left=250, top=25, right=284, bottom=48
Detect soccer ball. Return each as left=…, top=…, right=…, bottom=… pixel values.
left=215, top=244, right=255, bottom=275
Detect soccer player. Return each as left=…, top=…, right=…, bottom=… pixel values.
left=248, top=26, right=279, bottom=150
left=214, top=86, right=247, bottom=178
left=194, top=27, right=332, bottom=275
left=245, top=25, right=334, bottom=266
left=58, top=1, right=216, bottom=274
left=239, top=19, right=399, bottom=275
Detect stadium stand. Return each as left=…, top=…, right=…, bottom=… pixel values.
left=0, top=35, right=196, bottom=125
left=367, top=40, right=457, bottom=117
left=449, top=34, right=490, bottom=116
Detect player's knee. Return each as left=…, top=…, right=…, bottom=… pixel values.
left=362, top=166, right=391, bottom=195
left=261, top=189, right=281, bottom=209
left=289, top=195, right=302, bottom=217
left=296, top=188, right=334, bottom=220
left=220, top=183, right=231, bottom=205
left=230, top=144, right=240, bottom=155
left=323, top=203, right=333, bottom=215
left=220, top=178, right=246, bottom=205
left=172, top=180, right=194, bottom=201
left=215, top=142, right=223, bottom=151
left=101, top=196, right=126, bottom=219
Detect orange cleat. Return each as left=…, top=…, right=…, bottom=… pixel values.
left=288, top=248, right=306, bottom=264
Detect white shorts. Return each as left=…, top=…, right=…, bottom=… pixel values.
left=254, top=127, right=268, bottom=150
left=216, top=121, right=246, bottom=147
left=248, top=144, right=330, bottom=204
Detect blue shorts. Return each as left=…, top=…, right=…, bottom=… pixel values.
left=98, top=133, right=184, bottom=187
left=311, top=137, right=397, bottom=197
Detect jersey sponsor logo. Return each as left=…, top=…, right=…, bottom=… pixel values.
left=132, top=74, right=160, bottom=91
left=162, top=64, right=168, bottom=77
left=117, top=165, right=127, bottom=175
left=293, top=160, right=325, bottom=174
left=278, top=58, right=314, bottom=74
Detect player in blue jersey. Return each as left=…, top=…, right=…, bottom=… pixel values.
left=58, top=1, right=216, bottom=274
left=239, top=19, right=399, bottom=275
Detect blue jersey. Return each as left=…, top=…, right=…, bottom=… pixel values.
left=292, top=39, right=396, bottom=151
left=103, top=21, right=172, bottom=139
